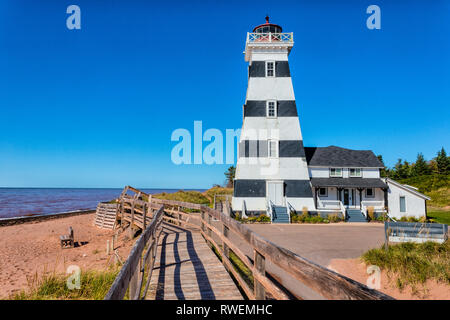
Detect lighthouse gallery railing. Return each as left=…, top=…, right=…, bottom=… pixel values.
left=247, top=32, right=294, bottom=44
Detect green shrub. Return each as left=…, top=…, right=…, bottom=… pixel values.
left=361, top=241, right=450, bottom=292
left=12, top=268, right=120, bottom=300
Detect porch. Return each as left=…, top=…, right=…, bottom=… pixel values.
left=310, top=178, right=389, bottom=220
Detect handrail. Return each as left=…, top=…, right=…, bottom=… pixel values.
left=242, top=200, right=248, bottom=219
left=266, top=201, right=273, bottom=222
left=105, top=205, right=165, bottom=300
left=286, top=201, right=295, bottom=224
left=339, top=201, right=347, bottom=221
left=268, top=200, right=276, bottom=221
left=247, top=32, right=294, bottom=44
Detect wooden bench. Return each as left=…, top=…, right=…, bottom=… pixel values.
left=60, top=227, right=74, bottom=249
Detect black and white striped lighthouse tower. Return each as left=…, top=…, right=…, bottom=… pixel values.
left=232, top=17, right=315, bottom=221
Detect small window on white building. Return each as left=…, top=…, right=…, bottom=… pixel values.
left=268, top=140, right=278, bottom=158
left=330, top=168, right=343, bottom=177
left=266, top=61, right=275, bottom=77
left=349, top=168, right=362, bottom=177
left=266, top=100, right=277, bottom=118
left=366, top=188, right=374, bottom=198
left=319, top=188, right=327, bottom=197
left=399, top=196, right=406, bottom=213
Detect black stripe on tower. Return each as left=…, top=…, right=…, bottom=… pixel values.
left=249, top=61, right=291, bottom=77
left=239, top=140, right=305, bottom=157
left=233, top=179, right=313, bottom=198
left=244, top=100, right=298, bottom=117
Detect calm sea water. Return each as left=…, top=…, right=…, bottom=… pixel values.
left=0, top=188, right=205, bottom=218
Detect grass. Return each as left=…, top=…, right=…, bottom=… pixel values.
left=153, top=190, right=210, bottom=205
left=427, top=209, right=450, bottom=225
left=11, top=267, right=120, bottom=300
left=361, top=241, right=450, bottom=293
left=397, top=174, right=449, bottom=225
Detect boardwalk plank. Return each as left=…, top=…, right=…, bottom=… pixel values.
left=145, top=224, right=243, bottom=300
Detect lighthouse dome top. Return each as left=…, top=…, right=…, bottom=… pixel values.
left=252, top=16, right=282, bottom=33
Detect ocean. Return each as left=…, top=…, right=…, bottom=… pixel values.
left=0, top=188, right=205, bottom=219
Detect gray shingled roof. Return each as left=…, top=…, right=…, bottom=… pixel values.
left=304, top=146, right=384, bottom=168
left=311, top=178, right=388, bottom=188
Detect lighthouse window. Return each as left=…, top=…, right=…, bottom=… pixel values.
left=268, top=140, right=278, bottom=158
left=266, top=61, right=275, bottom=77
left=267, top=100, right=277, bottom=118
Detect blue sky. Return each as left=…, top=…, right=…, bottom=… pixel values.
left=0, top=0, right=449, bottom=188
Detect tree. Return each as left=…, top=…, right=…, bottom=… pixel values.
left=411, top=153, right=431, bottom=176
left=377, top=155, right=388, bottom=177
left=435, top=147, right=450, bottom=175
left=224, top=166, right=236, bottom=188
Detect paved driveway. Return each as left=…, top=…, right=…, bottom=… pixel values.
left=247, top=223, right=386, bottom=267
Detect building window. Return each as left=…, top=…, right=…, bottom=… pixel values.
left=266, top=61, right=275, bottom=77
left=268, top=140, right=278, bottom=158
left=266, top=100, right=277, bottom=118
left=399, top=196, right=406, bottom=213
left=366, top=188, right=374, bottom=198
left=330, top=168, right=343, bottom=177
left=318, top=188, right=327, bottom=197
left=349, top=168, right=362, bottom=177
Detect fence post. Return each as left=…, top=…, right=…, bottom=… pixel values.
left=222, top=224, right=230, bottom=260
left=384, top=222, right=389, bottom=251
left=201, top=210, right=205, bottom=233
left=254, top=250, right=266, bottom=300
left=129, top=201, right=135, bottom=238
left=143, top=203, right=147, bottom=229
left=129, top=261, right=139, bottom=300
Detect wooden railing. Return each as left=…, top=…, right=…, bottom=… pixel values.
left=105, top=186, right=393, bottom=300
left=104, top=205, right=165, bottom=300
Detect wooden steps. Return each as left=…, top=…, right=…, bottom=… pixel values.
left=94, top=203, right=118, bottom=229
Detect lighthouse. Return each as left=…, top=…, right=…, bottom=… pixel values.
left=232, top=17, right=315, bottom=222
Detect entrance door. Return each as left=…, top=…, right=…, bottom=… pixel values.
left=267, top=182, right=284, bottom=206
left=343, top=189, right=350, bottom=207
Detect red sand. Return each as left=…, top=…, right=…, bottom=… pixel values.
left=328, top=258, right=450, bottom=300
left=0, top=213, right=134, bottom=299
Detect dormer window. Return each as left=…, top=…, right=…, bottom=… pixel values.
left=349, top=168, right=362, bottom=177
left=266, top=61, right=275, bottom=77
left=266, top=100, right=277, bottom=118
left=330, top=168, right=342, bottom=177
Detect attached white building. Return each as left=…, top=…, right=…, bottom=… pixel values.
left=231, top=18, right=430, bottom=223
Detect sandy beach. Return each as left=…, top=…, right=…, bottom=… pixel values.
left=328, top=258, right=450, bottom=300
left=0, top=213, right=134, bottom=299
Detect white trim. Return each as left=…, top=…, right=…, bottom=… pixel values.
left=265, top=61, right=275, bottom=77
left=349, top=168, right=362, bottom=177
left=309, top=165, right=384, bottom=169
left=266, top=100, right=277, bottom=118
left=385, top=178, right=430, bottom=200
left=268, top=139, right=278, bottom=158
left=329, top=168, right=343, bottom=177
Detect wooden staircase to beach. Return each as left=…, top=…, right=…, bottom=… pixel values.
left=94, top=203, right=118, bottom=229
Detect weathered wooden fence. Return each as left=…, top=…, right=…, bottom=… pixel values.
left=385, top=221, right=448, bottom=244
left=105, top=186, right=394, bottom=300
left=104, top=205, right=165, bottom=300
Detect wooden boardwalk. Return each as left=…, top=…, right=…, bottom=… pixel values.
left=146, top=223, right=243, bottom=300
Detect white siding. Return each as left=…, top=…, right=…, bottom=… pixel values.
left=387, top=181, right=427, bottom=219
left=236, top=158, right=310, bottom=180
left=363, top=168, right=380, bottom=178
left=242, top=118, right=303, bottom=140
left=308, top=167, right=329, bottom=178
left=246, top=78, right=295, bottom=100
